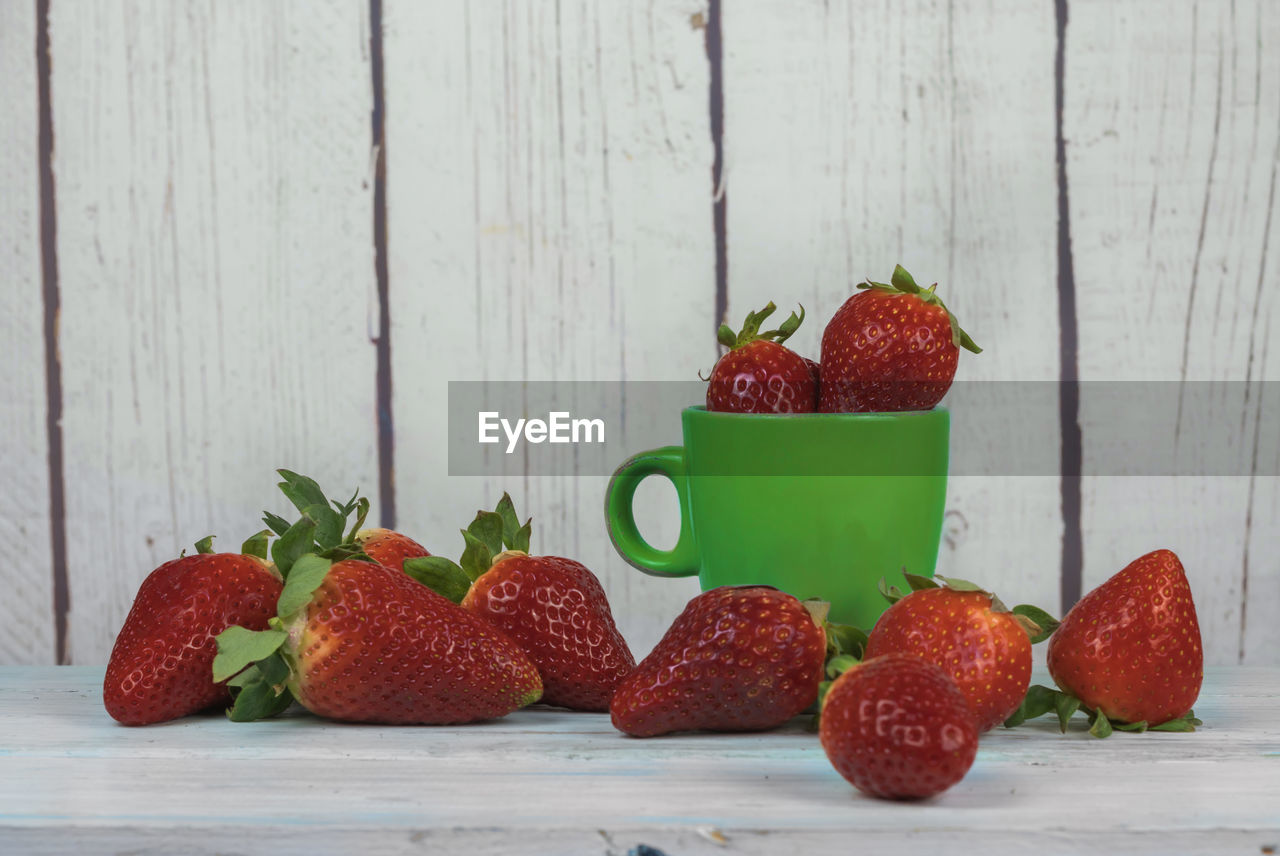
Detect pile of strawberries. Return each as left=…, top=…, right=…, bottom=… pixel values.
left=705, top=264, right=981, bottom=414
left=818, top=554, right=1204, bottom=798
left=103, top=474, right=834, bottom=734
left=101, top=266, right=1204, bottom=803
left=103, top=469, right=1205, bottom=802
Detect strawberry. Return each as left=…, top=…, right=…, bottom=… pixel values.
left=819, top=265, right=980, bottom=412
left=819, top=653, right=978, bottom=800
left=408, top=494, right=634, bottom=712
left=609, top=585, right=826, bottom=737
left=214, top=555, right=543, bottom=724
left=354, top=527, right=431, bottom=572
left=217, top=472, right=544, bottom=724
left=864, top=575, right=1049, bottom=732
left=1009, top=549, right=1203, bottom=737
left=705, top=302, right=817, bottom=413
left=103, top=533, right=282, bottom=726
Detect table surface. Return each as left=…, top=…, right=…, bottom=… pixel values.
left=0, top=666, right=1277, bottom=855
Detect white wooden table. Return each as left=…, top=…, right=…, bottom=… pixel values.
left=1, top=667, right=1276, bottom=855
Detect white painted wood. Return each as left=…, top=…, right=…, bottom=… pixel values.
left=1066, top=0, right=1280, bottom=664
left=0, top=0, right=1271, bottom=671
left=48, top=0, right=379, bottom=663
left=383, top=1, right=712, bottom=658
left=0, top=666, right=1275, bottom=855
left=721, top=1, right=1063, bottom=613
left=0, top=1, right=56, bottom=665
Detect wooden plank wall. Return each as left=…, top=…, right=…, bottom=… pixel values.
left=1067, top=0, right=1280, bottom=665
left=0, top=0, right=56, bottom=664
left=45, top=0, right=380, bottom=662
left=0, top=0, right=1275, bottom=665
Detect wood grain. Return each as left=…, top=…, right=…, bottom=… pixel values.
left=1065, top=0, right=1280, bottom=663
left=0, top=0, right=56, bottom=664
left=721, top=0, right=1063, bottom=611
left=48, top=0, right=379, bottom=663
left=383, top=0, right=713, bottom=657
left=0, top=666, right=1276, bottom=854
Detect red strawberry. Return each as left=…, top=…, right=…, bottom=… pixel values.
left=1045, top=549, right=1203, bottom=732
left=610, top=585, right=826, bottom=737
left=355, top=527, right=431, bottom=572
left=819, top=653, right=978, bottom=800
left=214, top=556, right=542, bottom=724
left=864, top=575, right=1043, bottom=732
left=409, top=495, right=634, bottom=712
left=706, top=302, right=817, bottom=413
left=819, top=265, right=980, bottom=412
left=104, top=535, right=282, bottom=726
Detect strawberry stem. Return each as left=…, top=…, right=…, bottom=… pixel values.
left=720, top=302, right=806, bottom=350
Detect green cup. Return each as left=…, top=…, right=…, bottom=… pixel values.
left=605, top=405, right=949, bottom=630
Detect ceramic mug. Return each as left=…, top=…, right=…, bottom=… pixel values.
left=604, top=405, right=949, bottom=630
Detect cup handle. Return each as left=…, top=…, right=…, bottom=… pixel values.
left=605, top=446, right=699, bottom=578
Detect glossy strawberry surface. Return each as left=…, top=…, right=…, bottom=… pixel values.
left=610, top=586, right=825, bottom=737
left=820, top=653, right=978, bottom=800
left=463, top=553, right=634, bottom=711
left=104, top=553, right=281, bottom=725
left=819, top=289, right=958, bottom=412
left=355, top=527, right=431, bottom=572
left=865, top=587, right=1032, bottom=732
left=1048, top=549, right=1202, bottom=725
left=288, top=559, right=542, bottom=724
left=706, top=340, right=818, bottom=413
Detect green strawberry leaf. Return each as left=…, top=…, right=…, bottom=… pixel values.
left=1053, top=691, right=1082, bottom=732
left=343, top=496, right=371, bottom=542
left=240, top=529, right=272, bottom=560
left=954, top=321, right=983, bottom=354
left=738, top=302, right=777, bottom=344
left=826, top=623, right=868, bottom=660
left=720, top=301, right=807, bottom=349
left=276, top=469, right=329, bottom=514
left=331, top=488, right=361, bottom=518
left=254, top=650, right=291, bottom=690
left=511, top=521, right=532, bottom=554
left=890, top=264, right=922, bottom=294
left=1012, top=604, right=1061, bottom=643
left=459, top=530, right=493, bottom=581
left=1113, top=719, right=1149, bottom=733
left=304, top=503, right=345, bottom=552
left=212, top=626, right=288, bottom=683
left=404, top=556, right=472, bottom=604
left=495, top=493, right=520, bottom=545
left=878, top=577, right=907, bottom=605
left=271, top=514, right=317, bottom=579
left=1003, top=683, right=1062, bottom=728
left=932, top=575, right=985, bottom=592
left=277, top=554, right=332, bottom=618
left=194, top=535, right=216, bottom=555
left=325, top=543, right=374, bottom=564
left=467, top=511, right=505, bottom=557
left=225, top=662, right=262, bottom=689
left=226, top=666, right=294, bottom=722
left=903, top=572, right=941, bottom=592
left=262, top=511, right=293, bottom=537
left=825, top=654, right=859, bottom=680
left=771, top=305, right=805, bottom=344
left=1150, top=711, right=1202, bottom=732
left=1088, top=709, right=1114, bottom=738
